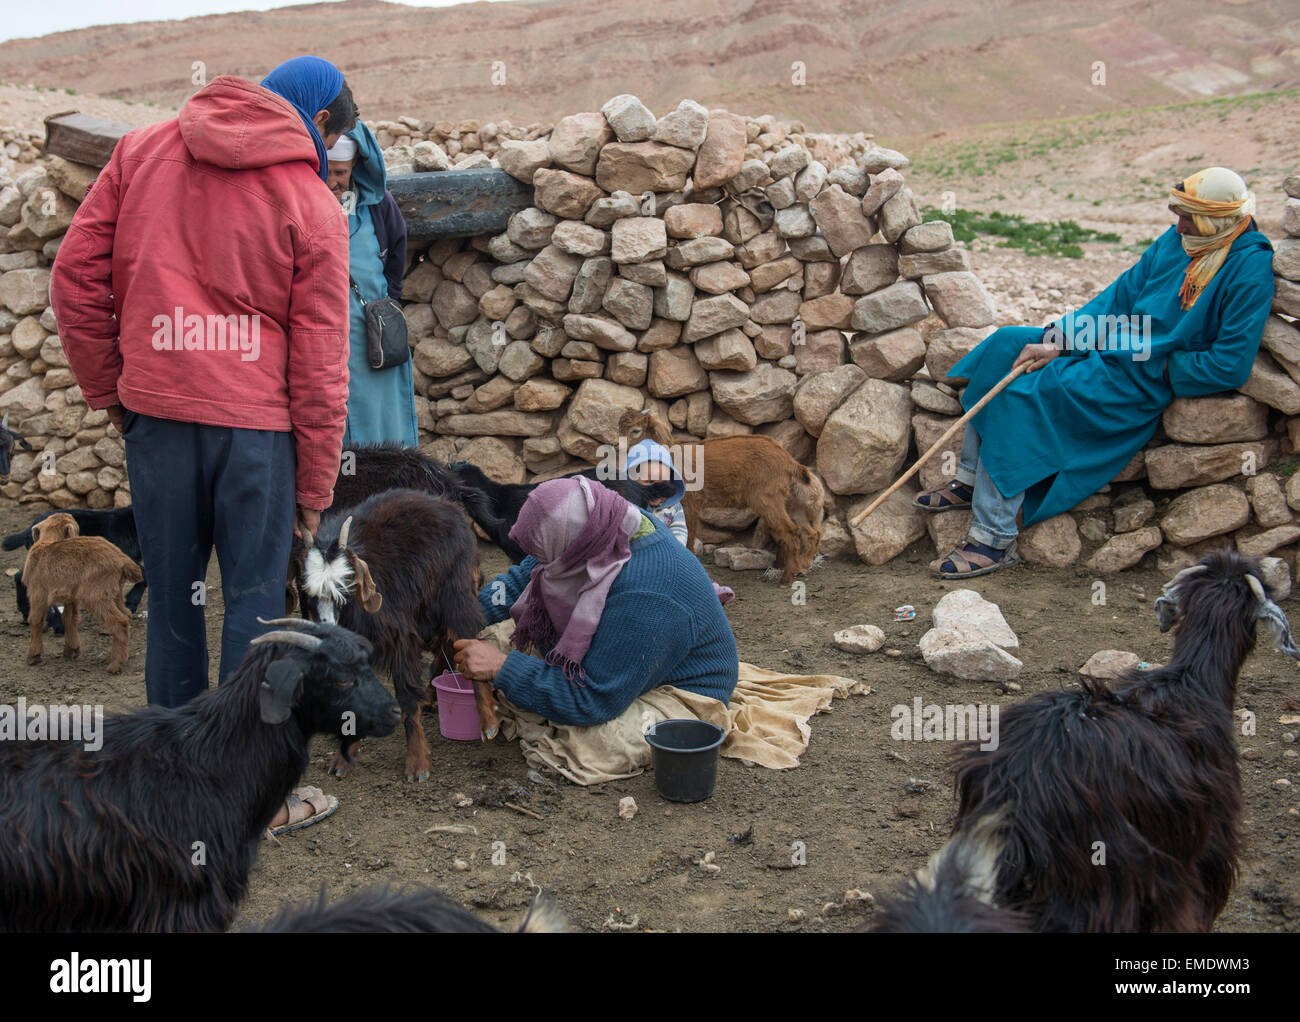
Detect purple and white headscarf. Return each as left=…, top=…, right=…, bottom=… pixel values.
left=508, top=476, right=641, bottom=681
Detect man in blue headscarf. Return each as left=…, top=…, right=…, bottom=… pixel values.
left=261, top=55, right=356, bottom=183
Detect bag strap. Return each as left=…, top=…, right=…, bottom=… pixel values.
left=348, top=276, right=367, bottom=306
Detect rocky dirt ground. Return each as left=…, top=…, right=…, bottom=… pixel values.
left=1, top=507, right=1296, bottom=933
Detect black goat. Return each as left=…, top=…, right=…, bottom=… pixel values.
left=256, top=885, right=566, bottom=933
left=0, top=618, right=400, bottom=932
left=952, top=549, right=1299, bottom=932
left=5, top=506, right=145, bottom=634
left=449, top=461, right=677, bottom=562
left=868, top=814, right=1030, bottom=933
left=0, top=409, right=33, bottom=480
left=295, top=488, right=489, bottom=782
left=329, top=443, right=508, bottom=540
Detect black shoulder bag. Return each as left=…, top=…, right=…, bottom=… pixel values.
left=349, top=277, right=410, bottom=370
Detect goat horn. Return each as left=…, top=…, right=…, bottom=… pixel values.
left=256, top=616, right=333, bottom=635
left=1161, top=563, right=1208, bottom=590
left=1247, top=574, right=1268, bottom=604
left=250, top=631, right=322, bottom=651
left=1, top=411, right=7, bottom=430
left=338, top=515, right=353, bottom=550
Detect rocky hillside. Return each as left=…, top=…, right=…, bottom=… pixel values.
left=0, top=0, right=1294, bottom=133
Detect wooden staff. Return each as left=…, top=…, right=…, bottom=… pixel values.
left=848, top=361, right=1031, bottom=529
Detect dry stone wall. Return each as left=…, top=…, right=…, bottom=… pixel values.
left=0, top=95, right=1297, bottom=578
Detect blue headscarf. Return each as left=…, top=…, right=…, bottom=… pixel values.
left=260, top=55, right=345, bottom=182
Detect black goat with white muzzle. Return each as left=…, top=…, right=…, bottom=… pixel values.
left=0, top=410, right=33, bottom=481
left=0, top=617, right=400, bottom=933
left=295, top=488, right=491, bottom=782
left=952, top=549, right=1298, bottom=932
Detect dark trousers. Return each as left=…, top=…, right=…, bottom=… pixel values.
left=123, top=411, right=296, bottom=707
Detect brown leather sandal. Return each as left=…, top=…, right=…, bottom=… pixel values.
left=930, top=539, right=1021, bottom=579
left=914, top=480, right=973, bottom=513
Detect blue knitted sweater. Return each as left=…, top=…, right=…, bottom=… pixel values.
left=478, top=515, right=739, bottom=726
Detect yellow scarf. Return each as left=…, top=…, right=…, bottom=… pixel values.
left=1167, top=168, right=1253, bottom=311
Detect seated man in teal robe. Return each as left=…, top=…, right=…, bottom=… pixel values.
left=915, top=166, right=1276, bottom=578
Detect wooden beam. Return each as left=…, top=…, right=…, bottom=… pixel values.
left=43, top=112, right=133, bottom=168
left=388, top=168, right=533, bottom=242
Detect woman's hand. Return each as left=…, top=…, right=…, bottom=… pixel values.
left=1012, top=344, right=1061, bottom=373
left=452, top=638, right=507, bottom=683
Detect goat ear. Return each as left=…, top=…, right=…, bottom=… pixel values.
left=260, top=658, right=305, bottom=724
left=65, top=518, right=80, bottom=539
left=346, top=551, right=383, bottom=614
left=1257, top=600, right=1300, bottom=661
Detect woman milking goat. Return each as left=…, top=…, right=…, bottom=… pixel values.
left=452, top=475, right=738, bottom=728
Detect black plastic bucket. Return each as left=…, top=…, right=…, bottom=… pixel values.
left=644, top=719, right=726, bottom=802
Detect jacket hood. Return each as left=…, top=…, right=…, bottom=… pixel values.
left=345, top=120, right=388, bottom=209
left=179, top=75, right=319, bottom=173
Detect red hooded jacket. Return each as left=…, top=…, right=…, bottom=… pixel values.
left=50, top=75, right=350, bottom=510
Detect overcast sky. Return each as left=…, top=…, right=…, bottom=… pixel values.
left=1, top=0, right=508, bottom=44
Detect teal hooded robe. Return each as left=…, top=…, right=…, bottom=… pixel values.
left=949, top=224, right=1275, bottom=525
left=341, top=122, right=418, bottom=448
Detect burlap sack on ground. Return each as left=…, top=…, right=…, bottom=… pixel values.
left=478, top=620, right=870, bottom=785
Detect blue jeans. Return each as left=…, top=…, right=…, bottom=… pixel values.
left=955, top=427, right=1024, bottom=550
left=123, top=411, right=296, bottom=707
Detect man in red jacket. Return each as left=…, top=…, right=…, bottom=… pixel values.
left=51, top=57, right=354, bottom=711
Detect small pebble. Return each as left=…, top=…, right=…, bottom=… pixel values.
left=618, top=796, right=638, bottom=821
left=453, top=858, right=470, bottom=871
left=1285, top=733, right=1297, bottom=744
left=884, top=648, right=902, bottom=657
left=1272, top=778, right=1291, bottom=790
left=1241, top=748, right=1262, bottom=761
left=787, top=908, right=805, bottom=923
left=845, top=889, right=873, bottom=903
left=452, top=793, right=473, bottom=808
left=1285, top=751, right=1298, bottom=760
left=1003, top=681, right=1021, bottom=692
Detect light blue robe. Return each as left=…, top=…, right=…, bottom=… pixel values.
left=951, top=224, right=1275, bottom=524
left=341, top=124, right=418, bottom=449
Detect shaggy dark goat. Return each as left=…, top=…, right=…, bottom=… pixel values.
left=869, top=815, right=1030, bottom=933
left=448, top=461, right=677, bottom=562
left=0, top=618, right=400, bottom=933
left=952, top=549, right=1300, bottom=932
left=256, top=885, right=566, bottom=933
left=327, top=442, right=507, bottom=541
left=5, top=506, right=145, bottom=633
left=296, top=489, right=490, bottom=782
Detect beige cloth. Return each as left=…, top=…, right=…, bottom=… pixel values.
left=479, top=620, right=870, bottom=786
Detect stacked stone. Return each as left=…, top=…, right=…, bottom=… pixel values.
left=399, top=94, right=988, bottom=562
left=377, top=112, right=876, bottom=179
left=0, top=155, right=127, bottom=510
left=0, top=126, right=44, bottom=167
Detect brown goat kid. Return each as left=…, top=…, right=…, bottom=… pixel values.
left=619, top=408, right=823, bottom=584
left=22, top=513, right=142, bottom=674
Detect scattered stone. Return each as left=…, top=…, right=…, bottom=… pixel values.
left=1079, top=650, right=1140, bottom=681
left=618, top=795, right=639, bottom=820
left=833, top=624, right=886, bottom=654
left=919, top=626, right=1023, bottom=682
left=931, top=589, right=1019, bottom=651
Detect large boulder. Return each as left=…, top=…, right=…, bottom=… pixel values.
left=710, top=365, right=798, bottom=425
left=1161, top=395, right=1268, bottom=443
left=816, top=379, right=912, bottom=494
left=1160, top=484, right=1251, bottom=546
left=845, top=486, right=926, bottom=565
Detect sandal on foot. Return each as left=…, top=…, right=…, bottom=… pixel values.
left=266, top=785, right=338, bottom=837
left=914, top=481, right=973, bottom=513
left=930, top=539, right=1021, bottom=579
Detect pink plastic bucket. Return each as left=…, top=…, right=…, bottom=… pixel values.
left=432, top=670, right=479, bottom=741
